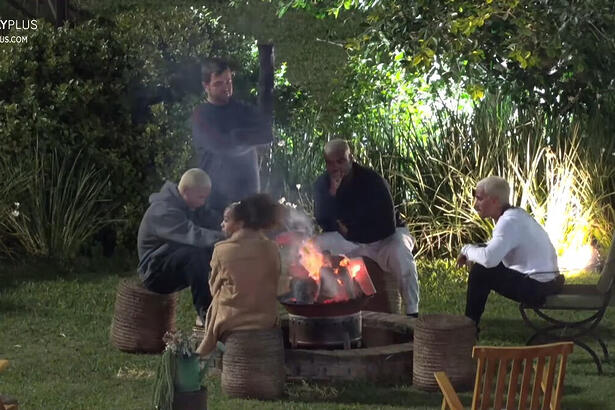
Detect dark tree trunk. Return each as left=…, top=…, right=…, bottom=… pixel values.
left=55, top=0, right=67, bottom=27
left=258, top=43, right=274, bottom=121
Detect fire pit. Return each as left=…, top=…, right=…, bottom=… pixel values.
left=198, top=310, right=415, bottom=385
left=197, top=232, right=415, bottom=386
left=282, top=311, right=414, bottom=385
left=277, top=238, right=376, bottom=350
left=279, top=295, right=371, bottom=349
left=287, top=313, right=362, bottom=349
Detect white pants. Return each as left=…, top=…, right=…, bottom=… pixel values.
left=314, top=227, right=420, bottom=314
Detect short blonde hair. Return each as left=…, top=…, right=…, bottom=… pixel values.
left=178, top=168, right=211, bottom=192
left=477, top=176, right=510, bottom=205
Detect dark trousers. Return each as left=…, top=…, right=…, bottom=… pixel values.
left=143, top=244, right=213, bottom=320
left=465, top=263, right=564, bottom=325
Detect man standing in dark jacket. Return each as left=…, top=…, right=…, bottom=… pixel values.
left=137, top=168, right=224, bottom=322
left=313, top=139, right=420, bottom=316
left=191, top=58, right=273, bottom=221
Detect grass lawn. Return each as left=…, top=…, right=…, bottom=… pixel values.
left=0, top=258, right=613, bottom=409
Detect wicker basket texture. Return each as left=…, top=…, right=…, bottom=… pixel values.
left=221, top=327, right=286, bottom=400
left=110, top=279, right=177, bottom=353
left=362, top=258, right=402, bottom=314
left=412, top=313, right=476, bottom=391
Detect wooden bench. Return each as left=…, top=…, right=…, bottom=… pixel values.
left=519, top=232, right=615, bottom=374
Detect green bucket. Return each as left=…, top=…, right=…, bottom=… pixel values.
left=174, top=355, right=203, bottom=393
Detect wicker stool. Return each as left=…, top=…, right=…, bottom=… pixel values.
left=221, top=327, right=285, bottom=400
left=362, top=258, right=402, bottom=314
left=413, top=314, right=476, bottom=391
left=110, top=279, right=177, bottom=353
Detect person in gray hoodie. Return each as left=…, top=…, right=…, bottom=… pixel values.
left=137, top=168, right=224, bottom=322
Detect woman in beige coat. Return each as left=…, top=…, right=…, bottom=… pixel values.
left=197, top=194, right=281, bottom=356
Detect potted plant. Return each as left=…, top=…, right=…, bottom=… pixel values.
left=152, top=331, right=210, bottom=410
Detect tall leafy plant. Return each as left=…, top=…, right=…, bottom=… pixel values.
left=0, top=157, right=30, bottom=259
left=271, top=91, right=615, bottom=262
left=5, top=149, right=113, bottom=263
left=397, top=95, right=615, bottom=259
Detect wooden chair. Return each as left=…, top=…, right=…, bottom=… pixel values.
left=435, top=342, right=573, bottom=410
left=519, top=232, right=615, bottom=374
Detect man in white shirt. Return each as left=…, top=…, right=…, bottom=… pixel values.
left=457, top=176, right=564, bottom=326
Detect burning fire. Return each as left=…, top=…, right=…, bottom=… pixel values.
left=339, top=258, right=362, bottom=278
left=298, top=240, right=330, bottom=282
left=294, top=240, right=376, bottom=303
left=298, top=241, right=363, bottom=283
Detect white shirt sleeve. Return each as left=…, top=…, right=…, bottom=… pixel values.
left=462, top=215, right=518, bottom=268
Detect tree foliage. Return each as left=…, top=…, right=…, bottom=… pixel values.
left=0, top=7, right=255, bottom=250
left=279, top=0, right=615, bottom=114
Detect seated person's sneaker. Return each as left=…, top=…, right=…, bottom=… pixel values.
left=406, top=312, right=419, bottom=318
left=195, top=315, right=205, bottom=328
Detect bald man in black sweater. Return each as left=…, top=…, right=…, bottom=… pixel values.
left=313, top=139, right=420, bottom=316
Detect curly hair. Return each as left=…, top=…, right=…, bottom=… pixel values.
left=227, top=193, right=281, bottom=230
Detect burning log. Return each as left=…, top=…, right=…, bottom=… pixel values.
left=291, top=276, right=319, bottom=304
left=318, top=267, right=347, bottom=302
left=317, top=264, right=361, bottom=303
left=282, top=236, right=377, bottom=305
left=344, top=258, right=376, bottom=297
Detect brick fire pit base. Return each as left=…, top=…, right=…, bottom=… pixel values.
left=282, top=311, right=414, bottom=385
left=194, top=311, right=415, bottom=386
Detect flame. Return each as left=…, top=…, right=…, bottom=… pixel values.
left=349, top=263, right=361, bottom=278
left=298, top=240, right=328, bottom=282
left=338, top=256, right=361, bottom=277
left=295, top=241, right=375, bottom=302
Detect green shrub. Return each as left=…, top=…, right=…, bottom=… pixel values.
left=0, top=8, right=255, bottom=252
left=3, top=148, right=113, bottom=264
left=0, top=157, right=30, bottom=259
left=270, top=93, right=615, bottom=261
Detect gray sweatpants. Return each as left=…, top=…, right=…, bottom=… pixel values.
left=314, top=227, right=420, bottom=314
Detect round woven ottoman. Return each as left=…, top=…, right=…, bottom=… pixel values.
left=221, top=327, right=286, bottom=400
left=110, top=279, right=177, bottom=353
left=412, top=314, right=476, bottom=391
left=362, top=258, right=402, bottom=314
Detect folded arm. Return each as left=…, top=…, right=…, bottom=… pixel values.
left=314, top=177, right=339, bottom=232
left=155, top=206, right=223, bottom=248
left=192, top=105, right=273, bottom=157
left=342, top=177, right=396, bottom=242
